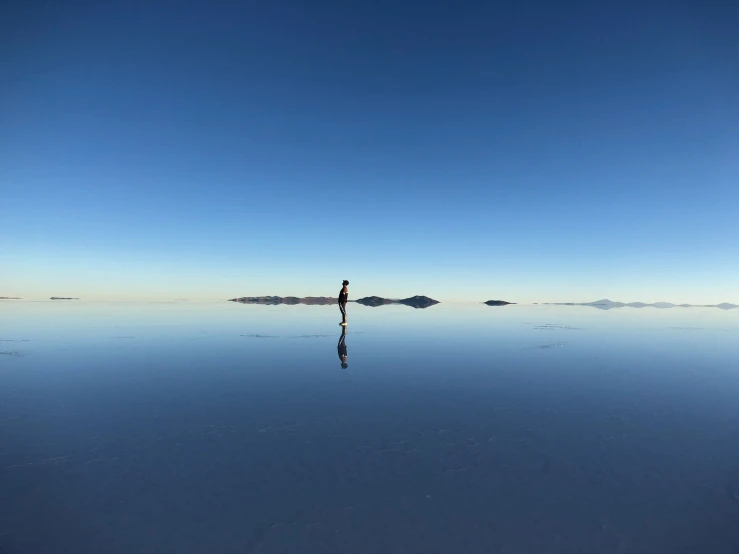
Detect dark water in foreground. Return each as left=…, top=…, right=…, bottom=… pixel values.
left=1, top=301, right=738, bottom=554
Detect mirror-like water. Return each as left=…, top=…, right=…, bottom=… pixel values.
left=1, top=301, right=738, bottom=553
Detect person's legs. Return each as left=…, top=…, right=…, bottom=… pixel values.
left=339, top=302, right=347, bottom=323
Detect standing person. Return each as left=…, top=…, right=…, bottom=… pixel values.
left=338, top=280, right=349, bottom=325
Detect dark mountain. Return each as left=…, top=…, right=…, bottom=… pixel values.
left=355, top=295, right=439, bottom=309
left=229, top=296, right=335, bottom=305
left=0, top=297, right=21, bottom=300
left=282, top=297, right=337, bottom=305
left=398, top=296, right=439, bottom=309
left=50, top=297, right=79, bottom=300
left=354, top=296, right=394, bottom=307
left=484, top=300, right=515, bottom=306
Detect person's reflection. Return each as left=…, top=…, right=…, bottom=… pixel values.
left=337, top=326, right=348, bottom=369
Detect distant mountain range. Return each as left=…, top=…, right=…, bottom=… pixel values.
left=0, top=297, right=21, bottom=300
left=50, top=297, right=79, bottom=300
left=229, top=296, right=335, bottom=305
left=231, top=296, right=735, bottom=310
left=547, top=299, right=738, bottom=310
left=355, top=295, right=439, bottom=309
left=230, top=295, right=439, bottom=309
left=485, top=300, right=515, bottom=306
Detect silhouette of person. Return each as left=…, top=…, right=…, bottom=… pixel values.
left=338, top=279, right=349, bottom=325
left=337, top=326, right=348, bottom=369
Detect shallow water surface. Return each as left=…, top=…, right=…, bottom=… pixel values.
left=1, top=301, right=738, bottom=553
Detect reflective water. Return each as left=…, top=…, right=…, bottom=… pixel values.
left=1, top=301, right=738, bottom=553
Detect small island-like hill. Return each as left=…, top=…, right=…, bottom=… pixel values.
left=484, top=300, right=515, bottom=306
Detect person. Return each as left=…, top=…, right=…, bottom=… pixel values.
left=337, top=326, right=348, bottom=369
left=338, top=279, right=349, bottom=325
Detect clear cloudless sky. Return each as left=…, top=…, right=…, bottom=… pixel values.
left=1, top=0, right=737, bottom=303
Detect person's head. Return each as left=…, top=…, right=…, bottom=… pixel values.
left=341, top=361, right=348, bottom=369
left=342, top=280, right=349, bottom=286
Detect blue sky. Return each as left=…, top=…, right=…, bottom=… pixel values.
left=2, top=1, right=737, bottom=302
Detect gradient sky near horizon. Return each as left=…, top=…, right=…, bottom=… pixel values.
left=2, top=0, right=737, bottom=303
